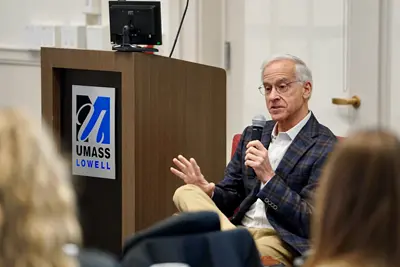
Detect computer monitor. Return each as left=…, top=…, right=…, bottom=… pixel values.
left=109, top=1, right=162, bottom=52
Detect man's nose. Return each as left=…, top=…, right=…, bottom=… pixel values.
left=268, top=87, right=280, bottom=100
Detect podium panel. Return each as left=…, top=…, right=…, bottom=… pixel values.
left=59, top=69, right=122, bottom=253
left=41, top=48, right=226, bottom=254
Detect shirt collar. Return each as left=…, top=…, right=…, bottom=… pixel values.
left=272, top=111, right=312, bottom=141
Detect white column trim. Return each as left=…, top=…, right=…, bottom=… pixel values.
left=179, top=0, right=199, bottom=63
left=378, top=0, right=392, bottom=128
left=164, top=0, right=183, bottom=59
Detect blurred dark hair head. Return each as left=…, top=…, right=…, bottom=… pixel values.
left=306, top=130, right=400, bottom=267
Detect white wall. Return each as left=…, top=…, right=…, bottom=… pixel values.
left=6, top=0, right=400, bottom=160
left=0, top=0, right=85, bottom=119
left=0, top=55, right=41, bottom=118
left=0, top=0, right=86, bottom=46
left=0, top=0, right=224, bottom=125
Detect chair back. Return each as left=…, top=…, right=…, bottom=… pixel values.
left=121, top=211, right=263, bottom=267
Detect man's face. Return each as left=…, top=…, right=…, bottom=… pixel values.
left=262, top=60, right=311, bottom=122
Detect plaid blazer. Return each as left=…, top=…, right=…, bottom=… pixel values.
left=212, top=113, right=337, bottom=255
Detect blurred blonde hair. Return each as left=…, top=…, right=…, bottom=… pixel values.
left=0, top=108, right=81, bottom=267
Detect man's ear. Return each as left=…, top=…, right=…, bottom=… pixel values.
left=303, top=81, right=312, bottom=99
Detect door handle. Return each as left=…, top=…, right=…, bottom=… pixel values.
left=332, top=95, right=361, bottom=108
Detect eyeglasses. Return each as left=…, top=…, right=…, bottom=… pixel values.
left=258, top=80, right=301, bottom=96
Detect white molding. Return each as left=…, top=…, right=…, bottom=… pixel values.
left=181, top=0, right=199, bottom=62
left=197, top=0, right=224, bottom=68
left=166, top=0, right=183, bottom=59
left=0, top=46, right=39, bottom=52
left=0, top=59, right=40, bottom=67
left=221, top=0, right=227, bottom=69
left=0, top=46, right=40, bottom=66
left=194, top=0, right=200, bottom=62
left=347, top=0, right=381, bottom=129
left=378, top=0, right=392, bottom=128
left=342, top=0, right=350, bottom=93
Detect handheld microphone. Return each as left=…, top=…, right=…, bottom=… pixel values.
left=247, top=114, right=267, bottom=177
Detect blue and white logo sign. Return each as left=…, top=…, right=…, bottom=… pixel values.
left=72, top=85, right=116, bottom=179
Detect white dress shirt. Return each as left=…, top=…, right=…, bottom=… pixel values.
left=241, top=112, right=312, bottom=229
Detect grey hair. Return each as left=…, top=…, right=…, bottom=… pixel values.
left=260, top=54, right=313, bottom=85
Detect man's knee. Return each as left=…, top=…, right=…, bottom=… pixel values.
left=173, top=184, right=202, bottom=205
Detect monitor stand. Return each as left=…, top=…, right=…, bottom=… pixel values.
left=112, top=44, right=158, bottom=53
left=112, top=25, right=159, bottom=53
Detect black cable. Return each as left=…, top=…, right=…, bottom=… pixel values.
left=169, top=0, right=189, bottom=58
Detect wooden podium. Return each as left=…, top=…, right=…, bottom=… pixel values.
left=41, top=48, right=226, bottom=254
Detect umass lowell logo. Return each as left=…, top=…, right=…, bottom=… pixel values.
left=72, top=85, right=115, bottom=179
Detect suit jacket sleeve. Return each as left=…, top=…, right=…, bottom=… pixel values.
left=212, top=127, right=249, bottom=217
left=256, top=147, right=330, bottom=238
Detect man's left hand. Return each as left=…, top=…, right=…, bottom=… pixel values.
left=245, top=140, right=275, bottom=183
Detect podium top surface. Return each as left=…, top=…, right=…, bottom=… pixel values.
left=41, top=47, right=226, bottom=75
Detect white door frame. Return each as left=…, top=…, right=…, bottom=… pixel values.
left=377, top=0, right=392, bottom=128
left=346, top=0, right=386, bottom=130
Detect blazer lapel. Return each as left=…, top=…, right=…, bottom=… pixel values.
left=230, top=179, right=260, bottom=224
left=275, top=113, right=319, bottom=178
left=261, top=121, right=274, bottom=149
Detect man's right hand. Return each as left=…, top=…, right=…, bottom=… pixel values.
left=170, top=155, right=215, bottom=197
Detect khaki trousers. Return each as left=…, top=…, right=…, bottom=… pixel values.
left=173, top=184, right=294, bottom=266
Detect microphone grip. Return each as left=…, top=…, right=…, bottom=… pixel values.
left=247, top=166, right=257, bottom=178
left=250, top=126, right=263, bottom=141
left=247, top=126, right=263, bottom=178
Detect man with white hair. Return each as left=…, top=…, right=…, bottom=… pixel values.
left=171, top=54, right=337, bottom=265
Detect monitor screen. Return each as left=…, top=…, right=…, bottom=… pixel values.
left=109, top=1, right=162, bottom=46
